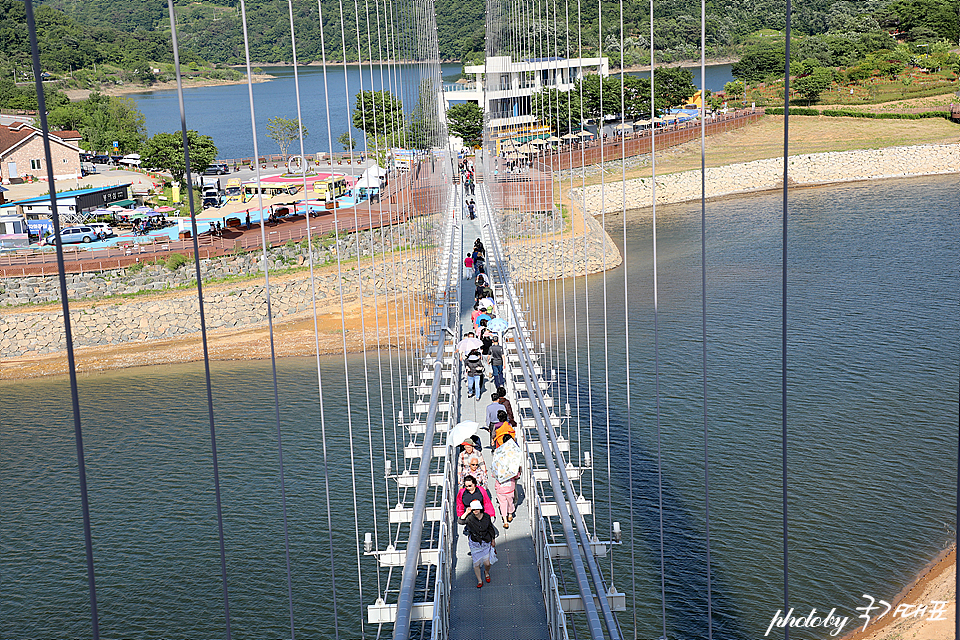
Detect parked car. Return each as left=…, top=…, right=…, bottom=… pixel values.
left=110, top=155, right=123, bottom=165
left=203, top=163, right=230, bottom=175
left=92, top=154, right=111, bottom=165
left=202, top=188, right=221, bottom=209
left=47, top=225, right=100, bottom=244
left=79, top=153, right=94, bottom=163
left=80, top=162, right=97, bottom=176
left=86, top=222, right=114, bottom=238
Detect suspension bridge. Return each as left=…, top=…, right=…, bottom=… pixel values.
left=9, top=0, right=958, bottom=637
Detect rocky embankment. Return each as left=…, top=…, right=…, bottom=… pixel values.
left=0, top=207, right=621, bottom=364
left=0, top=247, right=430, bottom=360
left=506, top=210, right=622, bottom=280
left=571, top=144, right=960, bottom=213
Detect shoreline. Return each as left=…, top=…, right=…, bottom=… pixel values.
left=840, top=544, right=955, bottom=640
left=63, top=74, right=275, bottom=101
left=619, top=56, right=739, bottom=73
left=572, top=143, right=960, bottom=215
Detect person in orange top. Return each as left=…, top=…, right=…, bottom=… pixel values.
left=492, top=410, right=516, bottom=449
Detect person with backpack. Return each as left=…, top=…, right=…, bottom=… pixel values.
left=465, top=349, right=484, bottom=399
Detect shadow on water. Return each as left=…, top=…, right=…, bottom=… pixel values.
left=562, top=366, right=750, bottom=640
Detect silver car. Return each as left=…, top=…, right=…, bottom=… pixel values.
left=48, top=225, right=100, bottom=244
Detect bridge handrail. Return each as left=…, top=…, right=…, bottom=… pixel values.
left=528, top=458, right=571, bottom=640
left=393, top=180, right=459, bottom=640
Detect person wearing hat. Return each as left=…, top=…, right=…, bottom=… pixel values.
left=463, top=498, right=498, bottom=587
left=457, top=439, right=488, bottom=486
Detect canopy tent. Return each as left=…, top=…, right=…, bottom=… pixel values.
left=546, top=136, right=562, bottom=142
left=362, top=165, right=388, bottom=186
left=614, top=123, right=634, bottom=130
left=517, top=143, right=535, bottom=154
left=577, top=130, right=594, bottom=137
left=560, top=133, right=579, bottom=140
left=353, top=175, right=382, bottom=198
left=529, top=138, right=549, bottom=145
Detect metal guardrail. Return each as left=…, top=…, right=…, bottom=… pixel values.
left=529, top=458, right=571, bottom=640
left=480, top=160, right=622, bottom=640
left=393, top=173, right=460, bottom=640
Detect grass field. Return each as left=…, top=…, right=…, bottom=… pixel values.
left=570, top=101, right=960, bottom=188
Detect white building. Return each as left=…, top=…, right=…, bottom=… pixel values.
left=443, top=55, right=609, bottom=133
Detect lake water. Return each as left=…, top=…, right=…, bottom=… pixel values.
left=1, top=175, right=956, bottom=639
left=129, top=63, right=733, bottom=162
left=131, top=63, right=463, bottom=162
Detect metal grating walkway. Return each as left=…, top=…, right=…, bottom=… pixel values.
left=447, top=205, right=550, bottom=639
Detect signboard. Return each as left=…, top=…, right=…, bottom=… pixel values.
left=26, top=219, right=54, bottom=235
left=113, top=141, right=119, bottom=148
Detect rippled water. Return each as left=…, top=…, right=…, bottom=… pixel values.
left=1, top=175, right=957, bottom=639
left=531, top=174, right=959, bottom=639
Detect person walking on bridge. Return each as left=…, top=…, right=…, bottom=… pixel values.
left=489, top=336, right=505, bottom=388
left=492, top=434, right=522, bottom=527
left=485, top=391, right=504, bottom=436
left=465, top=350, right=484, bottom=399
left=458, top=440, right=488, bottom=486
left=464, top=500, right=498, bottom=588
left=492, top=410, right=516, bottom=449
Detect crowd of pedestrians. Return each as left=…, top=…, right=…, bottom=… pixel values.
left=454, top=220, right=525, bottom=590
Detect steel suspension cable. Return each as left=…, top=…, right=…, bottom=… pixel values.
left=618, top=0, right=637, bottom=630
left=24, top=3, right=99, bottom=637
left=649, top=3, right=668, bottom=638
left=699, top=1, right=714, bottom=638
left=594, top=0, right=615, bottom=580
left=310, top=0, right=344, bottom=633
left=238, top=3, right=298, bottom=638
left=334, top=4, right=370, bottom=634
left=782, top=1, right=792, bottom=637
left=349, top=0, right=386, bottom=598
left=362, top=0, right=395, bottom=559
left=165, top=3, right=232, bottom=636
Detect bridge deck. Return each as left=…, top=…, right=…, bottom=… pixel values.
left=447, top=198, right=550, bottom=639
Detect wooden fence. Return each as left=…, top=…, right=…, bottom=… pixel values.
left=541, top=109, right=765, bottom=171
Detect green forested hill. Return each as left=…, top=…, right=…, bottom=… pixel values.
left=7, top=0, right=957, bottom=69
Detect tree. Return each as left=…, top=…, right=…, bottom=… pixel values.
left=141, top=131, right=217, bottom=185
left=879, top=0, right=960, bottom=44
left=337, top=131, right=357, bottom=152
left=793, top=67, right=834, bottom=104
left=532, top=88, right=581, bottom=135
left=724, top=80, right=745, bottom=101
left=653, top=67, right=698, bottom=110
left=732, top=41, right=787, bottom=83
left=406, top=80, right=443, bottom=150
left=266, top=116, right=307, bottom=157
left=60, top=93, right=146, bottom=153
left=446, top=102, right=483, bottom=147
left=353, top=90, right=405, bottom=144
